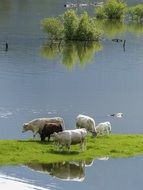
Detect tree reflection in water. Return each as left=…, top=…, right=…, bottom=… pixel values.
left=40, top=41, right=103, bottom=70
left=97, top=20, right=126, bottom=39
left=26, top=159, right=94, bottom=181
left=40, top=21, right=143, bottom=69
left=127, top=23, right=143, bottom=36
left=98, top=20, right=143, bottom=38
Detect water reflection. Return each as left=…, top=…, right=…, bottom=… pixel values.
left=26, top=159, right=94, bottom=181
left=127, top=23, right=143, bottom=36
left=0, top=0, right=11, bottom=11
left=40, top=42, right=102, bottom=70
left=97, top=20, right=126, bottom=39
left=104, top=21, right=126, bottom=39
left=100, top=20, right=143, bottom=38
left=40, top=21, right=143, bottom=69
left=0, top=0, right=11, bottom=19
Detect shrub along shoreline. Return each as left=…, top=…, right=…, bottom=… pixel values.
left=0, top=134, right=143, bottom=165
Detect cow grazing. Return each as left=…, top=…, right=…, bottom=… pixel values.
left=52, top=128, right=87, bottom=151
left=40, top=123, right=63, bottom=141
left=22, top=117, right=65, bottom=138
left=76, top=114, right=96, bottom=137
left=95, top=121, right=112, bottom=136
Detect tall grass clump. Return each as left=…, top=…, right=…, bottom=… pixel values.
left=127, top=4, right=143, bottom=22
left=41, top=10, right=103, bottom=41
left=95, top=0, right=127, bottom=21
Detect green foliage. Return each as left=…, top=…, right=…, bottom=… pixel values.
left=95, top=0, right=127, bottom=20
left=41, top=10, right=103, bottom=41
left=104, top=0, right=127, bottom=20
left=95, top=7, right=106, bottom=19
left=63, top=9, right=79, bottom=40
left=41, top=3, right=143, bottom=41
left=41, top=17, right=64, bottom=40
left=127, top=4, right=143, bottom=22
left=75, top=12, right=103, bottom=41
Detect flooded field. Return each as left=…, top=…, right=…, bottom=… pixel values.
left=0, top=0, right=143, bottom=189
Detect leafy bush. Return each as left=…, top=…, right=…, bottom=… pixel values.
left=63, top=10, right=79, bottom=40
left=95, top=0, right=127, bottom=20
left=41, top=10, right=103, bottom=41
left=75, top=12, right=103, bottom=41
left=95, top=7, right=106, bottom=19
left=127, top=4, right=143, bottom=22
left=41, top=17, right=64, bottom=40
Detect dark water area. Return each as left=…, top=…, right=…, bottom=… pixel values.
left=0, top=0, right=143, bottom=189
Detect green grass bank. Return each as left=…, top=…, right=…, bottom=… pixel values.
left=0, top=134, right=143, bottom=165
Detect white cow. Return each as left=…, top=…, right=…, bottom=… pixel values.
left=22, top=117, right=65, bottom=138
left=75, top=114, right=96, bottom=136
left=52, top=128, right=87, bottom=151
left=95, top=121, right=111, bottom=136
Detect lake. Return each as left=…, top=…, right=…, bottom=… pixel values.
left=0, top=0, right=143, bottom=189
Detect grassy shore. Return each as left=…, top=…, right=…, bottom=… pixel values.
left=0, top=134, right=143, bottom=165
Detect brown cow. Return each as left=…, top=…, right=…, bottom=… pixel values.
left=40, top=123, right=63, bottom=141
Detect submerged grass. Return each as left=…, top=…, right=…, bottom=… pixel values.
left=0, top=134, right=143, bottom=165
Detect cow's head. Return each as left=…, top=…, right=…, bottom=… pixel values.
left=91, top=131, right=97, bottom=137
left=22, top=123, right=29, bottom=133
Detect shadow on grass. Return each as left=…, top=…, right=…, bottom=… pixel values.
left=17, top=139, right=52, bottom=144
left=49, top=149, right=80, bottom=155
left=17, top=139, right=38, bottom=142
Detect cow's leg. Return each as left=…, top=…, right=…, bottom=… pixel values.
left=79, top=141, right=83, bottom=151
left=33, top=133, right=36, bottom=138
left=48, top=135, right=50, bottom=142
left=41, top=136, right=45, bottom=141
left=33, top=130, right=39, bottom=139
left=80, top=138, right=86, bottom=151
left=83, top=139, right=86, bottom=151
left=67, top=144, right=70, bottom=152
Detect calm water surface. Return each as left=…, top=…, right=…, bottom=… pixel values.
left=0, top=0, right=143, bottom=189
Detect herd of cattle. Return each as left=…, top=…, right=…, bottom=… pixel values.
left=22, top=114, right=112, bottom=151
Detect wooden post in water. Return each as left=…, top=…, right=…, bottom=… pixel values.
left=5, top=42, right=8, bottom=51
